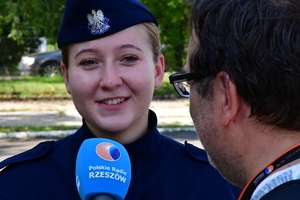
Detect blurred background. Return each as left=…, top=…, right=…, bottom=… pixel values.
left=0, top=0, right=190, bottom=77
left=0, top=0, right=198, bottom=141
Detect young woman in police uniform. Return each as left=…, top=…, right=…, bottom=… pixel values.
left=0, top=0, right=241, bottom=199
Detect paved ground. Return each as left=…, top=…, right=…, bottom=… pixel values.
left=0, top=99, right=194, bottom=127
left=0, top=99, right=202, bottom=161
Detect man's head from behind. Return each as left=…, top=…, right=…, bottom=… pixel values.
left=189, top=0, right=300, bottom=130
left=187, top=0, right=300, bottom=187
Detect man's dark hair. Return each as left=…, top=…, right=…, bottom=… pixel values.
left=190, top=0, right=300, bottom=130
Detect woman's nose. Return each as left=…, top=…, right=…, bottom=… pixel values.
left=99, top=65, right=122, bottom=90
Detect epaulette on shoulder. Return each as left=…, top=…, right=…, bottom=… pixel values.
left=0, top=140, right=55, bottom=170
left=184, top=141, right=210, bottom=164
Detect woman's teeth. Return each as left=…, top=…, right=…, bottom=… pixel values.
left=103, top=98, right=125, bottom=105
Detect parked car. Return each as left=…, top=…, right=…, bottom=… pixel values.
left=18, top=50, right=62, bottom=76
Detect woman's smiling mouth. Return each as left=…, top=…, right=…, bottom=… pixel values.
left=102, top=98, right=126, bottom=105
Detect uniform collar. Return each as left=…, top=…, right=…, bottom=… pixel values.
left=124, top=110, right=160, bottom=161
left=72, top=109, right=160, bottom=161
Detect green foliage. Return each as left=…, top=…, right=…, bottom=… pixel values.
left=0, top=74, right=178, bottom=99
left=0, top=0, right=191, bottom=72
left=141, top=0, right=190, bottom=71
left=0, top=37, right=41, bottom=74
left=0, top=0, right=64, bottom=44
left=0, top=75, right=70, bottom=99
left=0, top=0, right=63, bottom=72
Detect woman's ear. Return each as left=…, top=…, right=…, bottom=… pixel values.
left=154, top=54, right=165, bottom=88
left=60, top=62, right=71, bottom=94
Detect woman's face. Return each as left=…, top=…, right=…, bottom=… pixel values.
left=61, top=24, right=164, bottom=143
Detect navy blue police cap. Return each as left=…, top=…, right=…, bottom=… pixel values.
left=57, top=0, right=158, bottom=49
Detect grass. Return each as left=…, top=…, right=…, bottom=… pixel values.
left=0, top=125, right=80, bottom=133
left=0, top=125, right=194, bottom=133
left=0, top=73, right=177, bottom=99
left=0, top=73, right=182, bottom=133
left=0, top=76, right=70, bottom=99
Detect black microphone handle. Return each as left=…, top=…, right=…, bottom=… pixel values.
left=91, top=194, right=116, bottom=200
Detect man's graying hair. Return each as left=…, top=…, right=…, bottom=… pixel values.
left=190, top=0, right=300, bottom=130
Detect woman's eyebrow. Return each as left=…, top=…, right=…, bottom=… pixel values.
left=74, top=48, right=99, bottom=59
left=74, top=44, right=144, bottom=59
left=115, top=44, right=144, bottom=53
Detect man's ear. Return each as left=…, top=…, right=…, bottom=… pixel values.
left=154, top=54, right=165, bottom=88
left=60, top=62, right=71, bottom=94
left=214, top=71, right=240, bottom=126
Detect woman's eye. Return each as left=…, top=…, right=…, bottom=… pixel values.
left=80, top=59, right=97, bottom=65
left=122, top=55, right=138, bottom=63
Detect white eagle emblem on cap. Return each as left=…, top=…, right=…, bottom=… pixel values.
left=87, top=9, right=110, bottom=35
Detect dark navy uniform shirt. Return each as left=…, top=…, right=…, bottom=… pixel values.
left=0, top=110, right=241, bottom=199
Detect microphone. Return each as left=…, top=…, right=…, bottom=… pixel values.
left=76, top=138, right=131, bottom=200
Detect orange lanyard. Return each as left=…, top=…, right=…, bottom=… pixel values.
left=238, top=143, right=300, bottom=200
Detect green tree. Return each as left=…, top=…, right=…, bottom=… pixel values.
left=0, top=0, right=64, bottom=73
left=0, top=0, right=190, bottom=72
left=142, top=0, right=190, bottom=71
left=0, top=0, right=64, bottom=44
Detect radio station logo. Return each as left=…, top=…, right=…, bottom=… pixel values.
left=96, top=142, right=121, bottom=161
left=264, top=165, right=274, bottom=174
